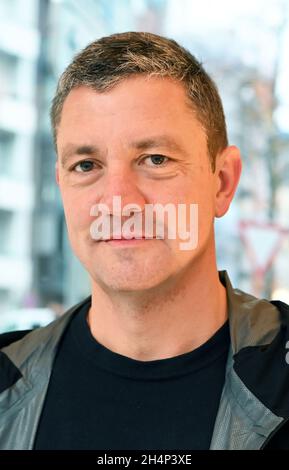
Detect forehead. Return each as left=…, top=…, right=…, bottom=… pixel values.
left=57, top=76, right=206, bottom=153
left=60, top=76, right=196, bottom=122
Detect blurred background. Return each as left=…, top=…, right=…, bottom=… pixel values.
left=0, top=0, right=289, bottom=331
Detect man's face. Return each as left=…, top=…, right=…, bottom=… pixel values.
left=56, top=76, right=220, bottom=291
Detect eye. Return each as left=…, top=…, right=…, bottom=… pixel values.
left=73, top=160, right=96, bottom=173
left=142, top=155, right=169, bottom=167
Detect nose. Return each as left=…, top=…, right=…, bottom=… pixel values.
left=98, top=165, right=146, bottom=214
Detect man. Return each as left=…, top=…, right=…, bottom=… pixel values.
left=0, top=32, right=289, bottom=450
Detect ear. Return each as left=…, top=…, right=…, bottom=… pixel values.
left=55, top=160, right=60, bottom=186
left=214, top=146, right=242, bottom=218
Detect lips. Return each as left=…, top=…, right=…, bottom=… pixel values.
left=103, top=236, right=150, bottom=241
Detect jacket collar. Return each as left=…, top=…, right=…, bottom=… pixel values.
left=219, top=270, right=281, bottom=354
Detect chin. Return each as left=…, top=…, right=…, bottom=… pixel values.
left=76, top=240, right=179, bottom=292
left=94, top=270, right=168, bottom=293
left=84, top=257, right=174, bottom=293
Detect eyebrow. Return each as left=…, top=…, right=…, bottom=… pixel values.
left=60, top=144, right=101, bottom=166
left=60, top=135, right=187, bottom=166
left=131, top=136, right=188, bottom=154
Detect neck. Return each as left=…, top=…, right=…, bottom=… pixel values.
left=87, top=245, right=228, bottom=362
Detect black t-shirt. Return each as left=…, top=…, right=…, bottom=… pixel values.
left=33, top=302, right=230, bottom=450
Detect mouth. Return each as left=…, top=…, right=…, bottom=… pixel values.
left=102, top=236, right=156, bottom=246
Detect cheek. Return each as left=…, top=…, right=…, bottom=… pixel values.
left=61, top=189, right=94, bottom=232
left=176, top=177, right=214, bottom=242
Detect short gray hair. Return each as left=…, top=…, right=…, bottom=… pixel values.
left=51, top=31, right=228, bottom=172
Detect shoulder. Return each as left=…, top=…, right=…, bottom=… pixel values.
left=0, top=296, right=91, bottom=366
left=0, top=297, right=91, bottom=396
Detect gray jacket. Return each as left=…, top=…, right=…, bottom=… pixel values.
left=1, top=270, right=289, bottom=449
